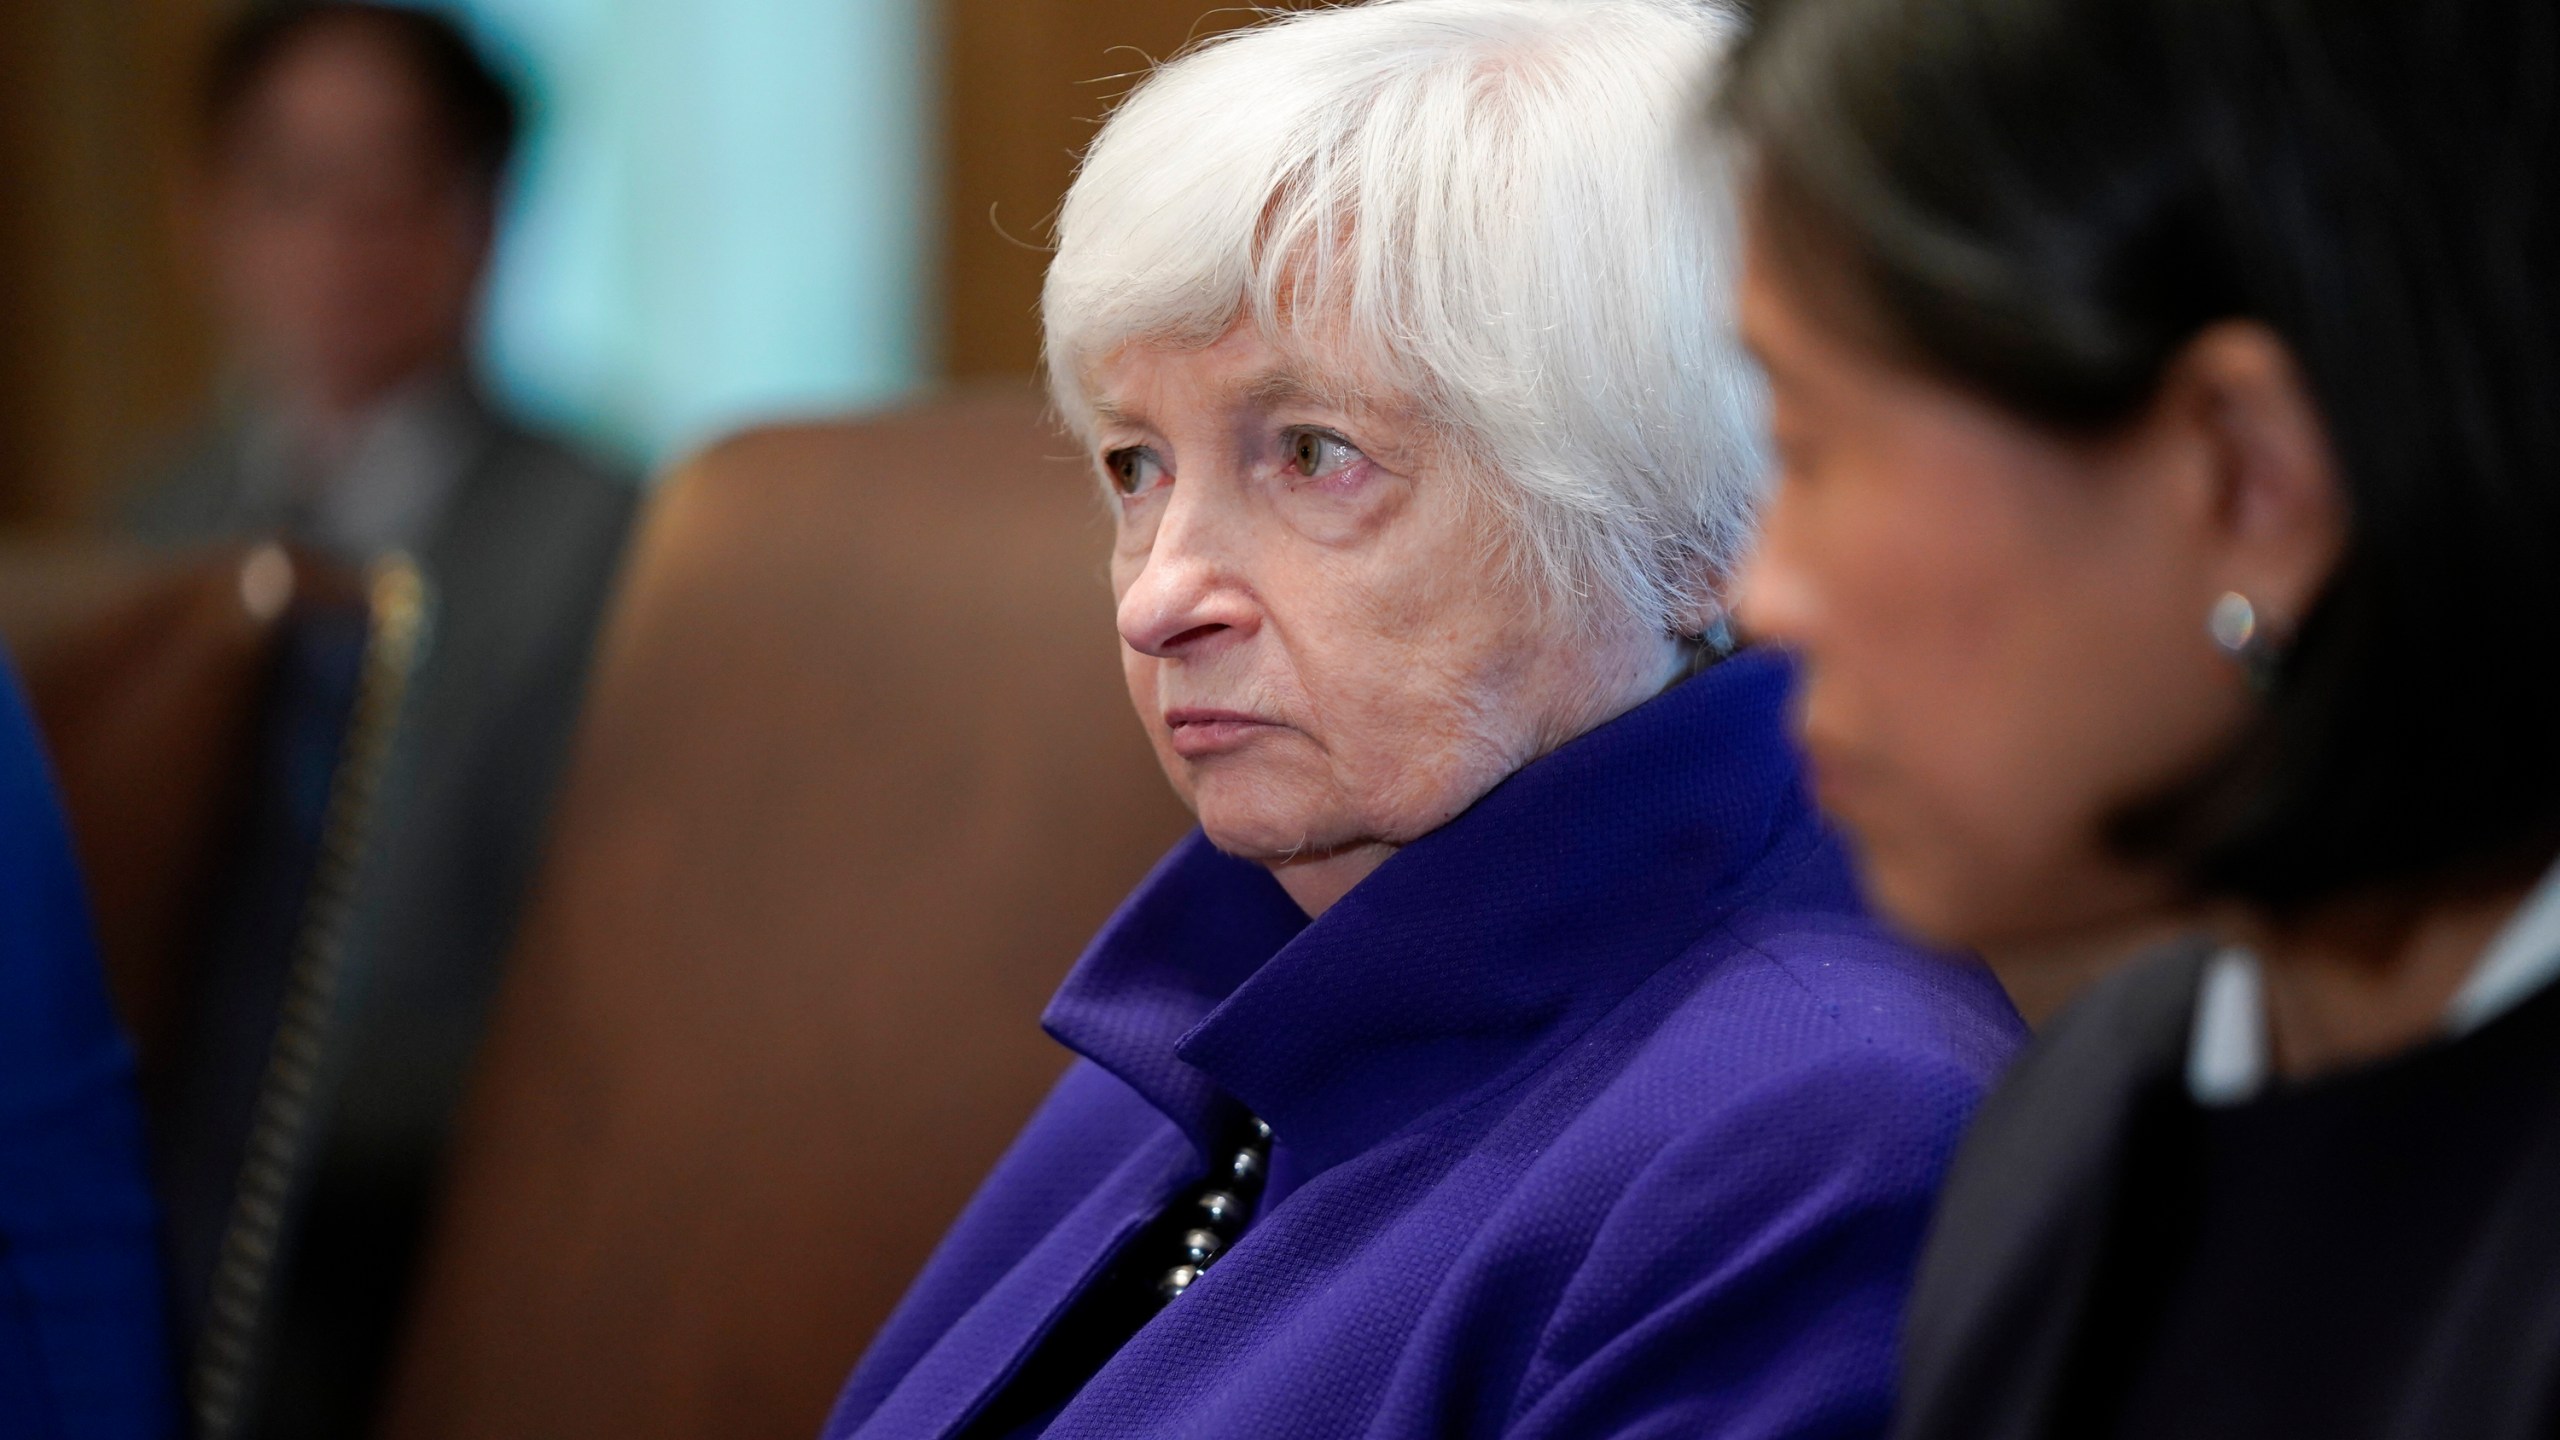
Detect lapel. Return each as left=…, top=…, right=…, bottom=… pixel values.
left=2385, top=999, right=2560, bottom=1440
left=877, top=653, right=1816, bottom=1440
left=400, top=389, right=509, bottom=579
left=858, top=1127, right=1203, bottom=1440
left=1046, top=651, right=1815, bottom=1180
left=175, top=415, right=295, bottom=538
left=1897, top=942, right=2209, bottom=1440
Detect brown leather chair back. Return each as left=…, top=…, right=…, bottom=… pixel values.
left=383, top=388, right=1194, bottom=1440
left=0, top=540, right=288, bottom=1063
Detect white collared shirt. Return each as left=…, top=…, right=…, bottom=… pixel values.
left=237, top=374, right=480, bottom=560
left=2188, top=855, right=2560, bottom=1105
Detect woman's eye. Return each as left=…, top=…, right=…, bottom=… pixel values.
left=1104, top=447, right=1166, bottom=497
left=1286, top=430, right=1362, bottom=480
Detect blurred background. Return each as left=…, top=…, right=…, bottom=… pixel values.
left=0, top=4, right=1283, bottom=1438
left=0, top=0, right=1277, bottom=521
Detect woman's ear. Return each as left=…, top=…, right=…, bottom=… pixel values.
left=1668, top=569, right=1732, bottom=647
left=2158, top=321, right=2352, bottom=632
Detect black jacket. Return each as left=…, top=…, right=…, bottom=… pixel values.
left=1898, top=942, right=2560, bottom=1440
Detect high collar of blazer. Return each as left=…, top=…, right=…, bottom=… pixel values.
left=1041, top=647, right=1834, bottom=1179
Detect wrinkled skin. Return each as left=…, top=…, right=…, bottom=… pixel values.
left=1091, top=324, right=1698, bottom=916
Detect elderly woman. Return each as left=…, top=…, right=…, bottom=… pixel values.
left=1726, top=0, right=2560, bottom=1435
left=822, top=3, right=2020, bottom=1437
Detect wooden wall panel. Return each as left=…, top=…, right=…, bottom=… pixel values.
left=0, top=0, right=229, bottom=530
left=937, top=0, right=1309, bottom=379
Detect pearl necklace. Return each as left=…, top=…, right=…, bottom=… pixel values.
left=1157, top=1116, right=1273, bottom=1300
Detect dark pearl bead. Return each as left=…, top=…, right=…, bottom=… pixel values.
left=1148, top=1120, right=1270, bottom=1308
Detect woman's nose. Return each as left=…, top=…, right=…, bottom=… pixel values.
left=1116, top=500, right=1257, bottom=660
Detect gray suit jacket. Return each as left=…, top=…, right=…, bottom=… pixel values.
left=126, top=388, right=639, bottom=1183
left=1898, top=942, right=2560, bottom=1440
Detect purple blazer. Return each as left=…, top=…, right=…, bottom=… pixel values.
left=824, top=652, right=2023, bottom=1439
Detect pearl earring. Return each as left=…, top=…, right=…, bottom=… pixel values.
left=2208, top=592, right=2258, bottom=657
left=2208, top=592, right=2282, bottom=692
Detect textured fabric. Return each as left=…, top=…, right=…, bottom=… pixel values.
left=1900, top=939, right=2560, bottom=1440
left=825, top=651, right=2024, bottom=1440
left=0, top=651, right=175, bottom=1439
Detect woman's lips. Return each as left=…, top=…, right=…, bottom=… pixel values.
left=1163, top=708, right=1283, bottom=759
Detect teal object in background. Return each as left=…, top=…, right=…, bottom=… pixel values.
left=433, top=0, right=934, bottom=467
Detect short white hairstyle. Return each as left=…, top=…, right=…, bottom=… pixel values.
left=1043, top=0, right=1764, bottom=633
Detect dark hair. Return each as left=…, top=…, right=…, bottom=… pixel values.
left=1725, top=0, right=2560, bottom=914
left=205, top=2, right=521, bottom=185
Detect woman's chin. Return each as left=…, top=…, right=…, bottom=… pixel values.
left=1195, top=811, right=1334, bottom=866
left=1857, top=837, right=2174, bottom=959
left=1190, top=791, right=1372, bottom=869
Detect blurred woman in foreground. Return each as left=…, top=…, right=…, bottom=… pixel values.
left=1725, top=0, right=2560, bottom=1435
left=821, top=2, right=2021, bottom=1436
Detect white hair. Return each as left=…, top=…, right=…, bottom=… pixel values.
left=1043, top=0, right=1765, bottom=634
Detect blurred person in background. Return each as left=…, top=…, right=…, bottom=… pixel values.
left=0, top=649, right=172, bottom=1439
left=122, top=3, right=635, bottom=1433
left=824, top=3, right=2022, bottom=1437
left=1725, top=0, right=2560, bottom=1435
